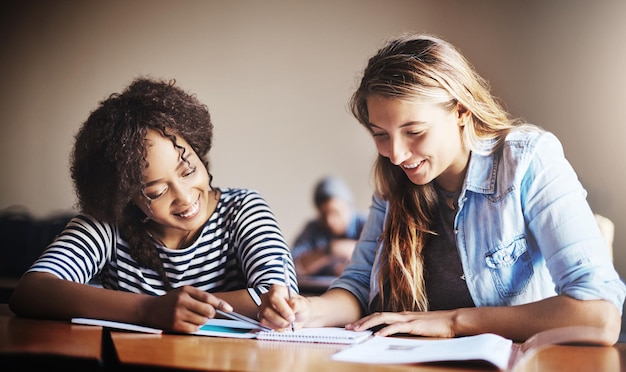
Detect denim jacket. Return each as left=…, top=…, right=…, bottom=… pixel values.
left=331, top=128, right=626, bottom=313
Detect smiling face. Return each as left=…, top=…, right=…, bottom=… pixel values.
left=132, top=129, right=213, bottom=246
left=366, top=95, right=471, bottom=192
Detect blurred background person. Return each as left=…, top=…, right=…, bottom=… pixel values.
left=291, top=176, right=367, bottom=277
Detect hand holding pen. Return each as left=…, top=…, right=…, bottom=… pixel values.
left=282, top=255, right=295, bottom=332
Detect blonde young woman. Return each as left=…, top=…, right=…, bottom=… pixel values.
left=259, top=33, right=626, bottom=344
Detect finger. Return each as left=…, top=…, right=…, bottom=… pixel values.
left=183, top=287, right=233, bottom=316
left=373, top=322, right=411, bottom=337
left=269, top=286, right=296, bottom=322
left=373, top=319, right=438, bottom=337
left=259, top=287, right=298, bottom=329
left=212, top=298, right=233, bottom=312
left=258, top=305, right=292, bottom=329
left=180, top=310, right=211, bottom=329
left=168, top=303, right=213, bottom=331
left=195, top=290, right=233, bottom=313
left=347, top=312, right=386, bottom=331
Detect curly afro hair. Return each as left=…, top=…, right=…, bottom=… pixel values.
left=71, top=77, right=213, bottom=223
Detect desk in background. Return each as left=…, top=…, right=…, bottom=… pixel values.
left=297, top=275, right=337, bottom=295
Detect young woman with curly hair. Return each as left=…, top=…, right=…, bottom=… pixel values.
left=9, top=77, right=297, bottom=333
left=259, top=33, right=626, bottom=345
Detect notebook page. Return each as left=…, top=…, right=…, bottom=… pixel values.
left=331, top=333, right=512, bottom=369
left=71, top=317, right=163, bottom=334
left=257, top=327, right=372, bottom=344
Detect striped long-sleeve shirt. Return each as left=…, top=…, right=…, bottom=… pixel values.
left=26, top=188, right=298, bottom=305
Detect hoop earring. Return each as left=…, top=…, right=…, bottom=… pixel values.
left=141, top=215, right=150, bottom=223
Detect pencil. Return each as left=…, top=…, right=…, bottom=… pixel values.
left=282, top=255, right=295, bottom=332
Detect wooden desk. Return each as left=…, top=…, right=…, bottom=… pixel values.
left=2, top=302, right=625, bottom=371
left=0, top=304, right=104, bottom=369
left=112, top=332, right=407, bottom=371
left=111, top=330, right=626, bottom=371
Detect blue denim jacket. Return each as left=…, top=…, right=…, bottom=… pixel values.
left=331, top=129, right=626, bottom=313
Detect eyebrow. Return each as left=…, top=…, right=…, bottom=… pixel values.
left=143, top=154, right=191, bottom=187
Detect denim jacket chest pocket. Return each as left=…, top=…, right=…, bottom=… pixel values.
left=484, top=235, right=533, bottom=298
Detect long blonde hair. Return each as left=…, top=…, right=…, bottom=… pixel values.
left=349, top=33, right=524, bottom=311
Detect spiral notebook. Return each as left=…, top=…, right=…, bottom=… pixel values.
left=256, top=327, right=372, bottom=344
left=72, top=311, right=372, bottom=344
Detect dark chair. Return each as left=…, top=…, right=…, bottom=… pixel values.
left=0, top=206, right=74, bottom=302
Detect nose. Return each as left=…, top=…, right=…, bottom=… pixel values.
left=388, top=137, right=411, bottom=165
left=170, top=180, right=194, bottom=205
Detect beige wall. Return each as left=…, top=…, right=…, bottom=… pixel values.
left=1, top=0, right=625, bottom=277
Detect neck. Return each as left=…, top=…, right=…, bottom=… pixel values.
left=437, top=158, right=470, bottom=193
left=148, top=226, right=193, bottom=250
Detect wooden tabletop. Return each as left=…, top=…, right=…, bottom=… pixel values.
left=111, top=330, right=626, bottom=371
left=2, top=302, right=626, bottom=371
left=0, top=304, right=103, bottom=368
left=517, top=344, right=625, bottom=371
left=112, top=332, right=421, bottom=371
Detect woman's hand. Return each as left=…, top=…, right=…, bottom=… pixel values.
left=347, top=310, right=458, bottom=338
left=143, top=285, right=233, bottom=333
left=258, top=284, right=312, bottom=330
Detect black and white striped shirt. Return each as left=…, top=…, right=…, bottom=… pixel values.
left=27, top=188, right=297, bottom=305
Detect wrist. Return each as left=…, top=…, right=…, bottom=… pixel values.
left=135, top=294, right=156, bottom=327
left=302, top=296, right=326, bottom=327
left=452, top=307, right=480, bottom=337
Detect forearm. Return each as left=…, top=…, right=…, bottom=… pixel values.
left=9, top=272, right=152, bottom=324
left=454, top=295, right=621, bottom=344
left=306, top=288, right=363, bottom=327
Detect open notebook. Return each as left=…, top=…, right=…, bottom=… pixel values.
left=71, top=309, right=372, bottom=344
left=331, top=326, right=609, bottom=370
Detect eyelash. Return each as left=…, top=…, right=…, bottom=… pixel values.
left=144, top=161, right=197, bottom=201
left=371, top=131, right=422, bottom=139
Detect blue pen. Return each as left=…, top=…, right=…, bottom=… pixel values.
left=282, top=255, right=295, bottom=332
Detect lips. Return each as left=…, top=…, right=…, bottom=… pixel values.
left=175, top=199, right=200, bottom=218
left=402, top=160, right=424, bottom=169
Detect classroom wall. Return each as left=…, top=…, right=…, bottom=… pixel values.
left=1, top=0, right=625, bottom=277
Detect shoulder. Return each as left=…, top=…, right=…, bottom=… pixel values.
left=466, top=126, right=564, bottom=193
left=44, top=214, right=116, bottom=258
left=216, top=187, right=274, bottom=215
left=218, top=187, right=266, bottom=204
left=502, top=125, right=562, bottom=157
left=68, top=214, right=116, bottom=235
left=490, top=126, right=565, bottom=169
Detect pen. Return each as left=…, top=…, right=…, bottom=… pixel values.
left=282, top=254, right=295, bottom=332
left=215, top=309, right=271, bottom=331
